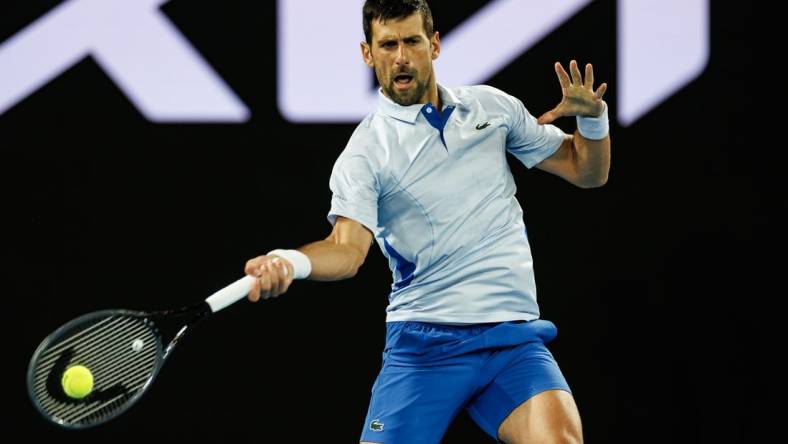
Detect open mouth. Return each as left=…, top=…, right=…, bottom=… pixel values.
left=394, top=74, right=414, bottom=88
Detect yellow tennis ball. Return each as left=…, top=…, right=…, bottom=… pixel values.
left=61, top=365, right=94, bottom=399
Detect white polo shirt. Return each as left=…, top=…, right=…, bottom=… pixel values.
left=327, top=84, right=566, bottom=323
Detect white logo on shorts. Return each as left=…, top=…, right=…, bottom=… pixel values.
left=370, top=419, right=384, bottom=432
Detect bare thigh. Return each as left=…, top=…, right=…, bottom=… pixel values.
left=497, top=389, right=583, bottom=444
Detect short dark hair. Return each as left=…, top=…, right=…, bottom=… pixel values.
left=363, top=0, right=434, bottom=44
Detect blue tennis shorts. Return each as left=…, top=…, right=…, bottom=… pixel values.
left=359, top=319, right=571, bottom=443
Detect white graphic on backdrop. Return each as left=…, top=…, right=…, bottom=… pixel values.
left=618, top=0, right=708, bottom=125
left=0, top=0, right=248, bottom=122
left=0, top=0, right=707, bottom=125
left=279, top=0, right=708, bottom=126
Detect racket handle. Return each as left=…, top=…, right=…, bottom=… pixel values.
left=205, top=275, right=256, bottom=313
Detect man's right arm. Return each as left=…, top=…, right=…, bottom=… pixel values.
left=245, top=216, right=373, bottom=301
left=298, top=215, right=374, bottom=281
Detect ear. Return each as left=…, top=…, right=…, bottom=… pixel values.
left=431, top=31, right=441, bottom=60
left=361, top=41, right=374, bottom=68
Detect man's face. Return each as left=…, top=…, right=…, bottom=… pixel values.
left=362, top=13, right=440, bottom=106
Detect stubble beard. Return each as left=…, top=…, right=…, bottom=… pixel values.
left=380, top=68, right=432, bottom=107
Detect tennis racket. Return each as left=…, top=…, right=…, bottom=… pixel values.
left=26, top=275, right=256, bottom=429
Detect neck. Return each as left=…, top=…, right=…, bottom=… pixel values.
left=425, top=79, right=440, bottom=109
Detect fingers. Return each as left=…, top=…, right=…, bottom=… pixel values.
left=584, top=63, right=594, bottom=89
left=257, top=262, right=273, bottom=299
left=558, top=60, right=600, bottom=91
left=245, top=255, right=294, bottom=302
left=268, top=258, right=287, bottom=296
left=245, top=256, right=266, bottom=276
left=551, top=60, right=606, bottom=119
left=595, top=82, right=607, bottom=99
left=554, top=62, right=571, bottom=89
left=248, top=277, right=261, bottom=302
left=245, top=256, right=264, bottom=302
left=276, top=258, right=294, bottom=294
left=569, top=60, right=583, bottom=86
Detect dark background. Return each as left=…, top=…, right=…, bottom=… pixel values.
left=4, top=1, right=769, bottom=442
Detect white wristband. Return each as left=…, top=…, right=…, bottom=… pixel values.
left=576, top=101, right=609, bottom=140
left=266, top=249, right=312, bottom=279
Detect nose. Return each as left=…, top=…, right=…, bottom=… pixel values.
left=395, top=42, right=409, bottom=66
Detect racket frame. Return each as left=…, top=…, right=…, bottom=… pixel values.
left=27, top=303, right=211, bottom=429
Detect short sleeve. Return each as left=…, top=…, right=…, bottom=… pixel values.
left=505, top=95, right=566, bottom=169
left=327, top=152, right=380, bottom=233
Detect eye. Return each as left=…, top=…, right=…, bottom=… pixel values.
left=381, top=41, right=397, bottom=48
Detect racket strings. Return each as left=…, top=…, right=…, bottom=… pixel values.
left=35, top=320, right=152, bottom=390
left=30, top=314, right=161, bottom=427
left=33, top=316, right=141, bottom=376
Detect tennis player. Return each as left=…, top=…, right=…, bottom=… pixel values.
left=245, top=1, right=610, bottom=442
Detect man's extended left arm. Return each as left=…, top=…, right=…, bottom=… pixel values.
left=533, top=60, right=611, bottom=189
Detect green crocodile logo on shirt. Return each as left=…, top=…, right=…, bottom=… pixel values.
left=370, top=419, right=385, bottom=432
